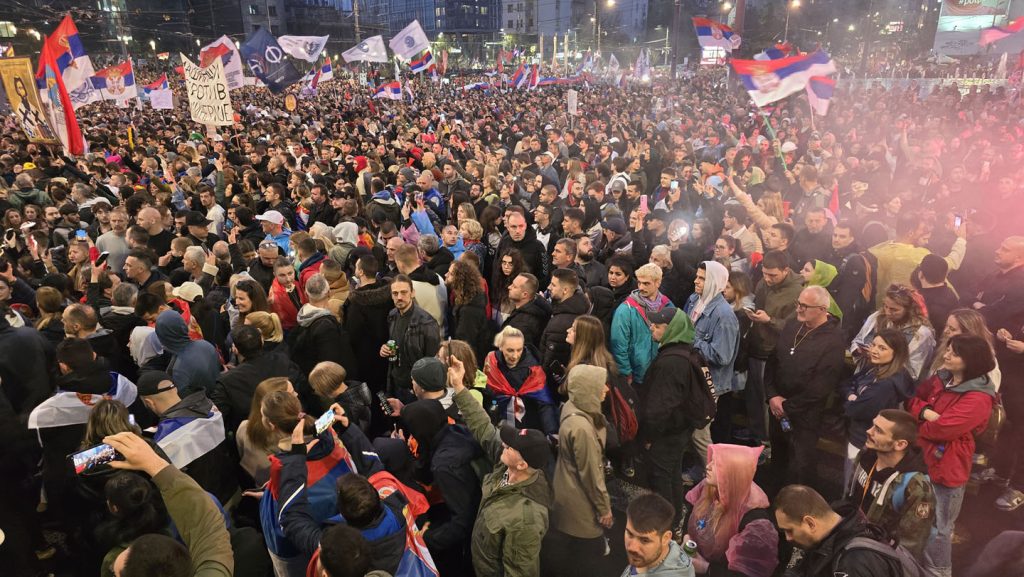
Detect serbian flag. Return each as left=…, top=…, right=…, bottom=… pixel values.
left=732, top=50, right=836, bottom=107
left=529, top=64, right=539, bottom=89
left=91, top=60, right=138, bottom=102
left=806, top=76, right=834, bottom=116
left=440, top=50, right=448, bottom=75
left=374, top=81, right=403, bottom=100
left=496, top=49, right=505, bottom=73
left=320, top=58, right=334, bottom=81
left=511, top=64, right=529, bottom=89
left=144, top=74, right=169, bottom=91
left=692, top=17, right=742, bottom=51
left=36, top=38, right=84, bottom=155
left=45, top=15, right=95, bottom=93
left=409, top=50, right=434, bottom=74
left=980, top=16, right=1024, bottom=46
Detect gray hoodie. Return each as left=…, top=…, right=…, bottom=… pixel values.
left=155, top=310, right=220, bottom=396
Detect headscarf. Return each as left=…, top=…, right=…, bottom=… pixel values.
left=805, top=260, right=844, bottom=319
left=690, top=261, right=729, bottom=322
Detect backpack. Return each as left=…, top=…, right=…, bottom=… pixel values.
left=607, top=380, right=638, bottom=444
left=834, top=536, right=928, bottom=577
left=667, top=345, right=718, bottom=430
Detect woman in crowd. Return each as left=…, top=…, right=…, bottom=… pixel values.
left=927, top=308, right=1002, bottom=391
left=459, top=219, right=488, bottom=269
left=34, top=286, right=65, bottom=344
left=236, top=377, right=296, bottom=486
left=684, top=444, right=779, bottom=577
left=245, top=311, right=286, bottom=355
left=799, top=259, right=843, bottom=319
left=483, top=326, right=557, bottom=435
left=446, top=259, right=491, bottom=362
left=713, top=235, right=749, bottom=273
left=851, top=283, right=935, bottom=379
left=842, top=328, right=914, bottom=476
left=232, top=278, right=271, bottom=327
left=96, top=472, right=170, bottom=577
left=906, top=334, right=998, bottom=577
left=490, top=248, right=524, bottom=322
left=308, top=361, right=372, bottom=434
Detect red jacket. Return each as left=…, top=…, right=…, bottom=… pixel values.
left=269, top=280, right=305, bottom=331
left=905, top=372, right=995, bottom=488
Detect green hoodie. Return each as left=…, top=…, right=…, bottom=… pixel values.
left=659, top=309, right=696, bottom=347
left=806, top=260, right=844, bottom=319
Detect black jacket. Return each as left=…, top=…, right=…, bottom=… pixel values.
left=497, top=229, right=549, bottom=286
left=539, top=290, right=590, bottom=373
left=343, top=282, right=393, bottom=391
left=502, top=296, right=552, bottom=349
left=638, top=342, right=701, bottom=439
left=426, top=247, right=455, bottom=278
left=766, top=317, right=847, bottom=430
left=451, top=292, right=492, bottom=365
left=211, top=349, right=299, bottom=434
left=158, top=391, right=238, bottom=504
left=792, top=504, right=903, bottom=577
left=422, top=424, right=484, bottom=556
left=919, top=284, right=958, bottom=336
left=386, top=304, right=442, bottom=396
left=99, top=309, right=146, bottom=380
left=0, top=318, right=53, bottom=421
left=288, top=305, right=359, bottom=379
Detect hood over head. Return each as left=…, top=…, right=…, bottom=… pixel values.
left=154, top=310, right=191, bottom=353
left=566, top=364, right=607, bottom=414
left=689, top=260, right=729, bottom=322
left=401, top=398, right=448, bottom=453
left=333, top=221, right=359, bottom=245
left=807, top=259, right=838, bottom=288
left=660, top=309, right=696, bottom=347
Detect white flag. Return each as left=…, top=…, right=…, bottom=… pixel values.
left=389, top=20, right=431, bottom=61
left=278, top=35, right=330, bottom=63
left=150, top=89, right=173, bottom=110
left=608, top=54, right=620, bottom=76
left=343, top=35, right=389, bottom=63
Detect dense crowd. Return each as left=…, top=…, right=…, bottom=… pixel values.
left=0, top=66, right=1022, bottom=577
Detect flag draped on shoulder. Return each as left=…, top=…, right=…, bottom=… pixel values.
left=692, top=17, right=742, bottom=51
left=731, top=50, right=836, bottom=107
left=240, top=28, right=303, bottom=94
left=343, top=35, right=389, bottom=63
left=806, top=76, right=834, bottom=116
left=389, top=20, right=431, bottom=61
left=36, top=35, right=84, bottom=155
left=374, top=81, right=403, bottom=100
left=277, top=35, right=330, bottom=62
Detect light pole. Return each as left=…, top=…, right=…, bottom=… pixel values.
left=595, top=0, right=614, bottom=55
left=783, top=0, right=800, bottom=44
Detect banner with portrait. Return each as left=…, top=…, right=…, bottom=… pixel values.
left=0, top=57, right=58, bottom=144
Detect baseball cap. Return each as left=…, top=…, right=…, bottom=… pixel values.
left=411, top=357, right=447, bottom=392
left=647, top=208, right=669, bottom=223
left=780, top=141, right=798, bottom=154
left=136, top=371, right=176, bottom=396
left=172, top=281, right=204, bottom=303
left=184, top=211, right=212, bottom=227
left=255, top=210, right=285, bottom=226
left=601, top=216, right=627, bottom=236
left=647, top=307, right=678, bottom=325
left=499, top=424, right=550, bottom=470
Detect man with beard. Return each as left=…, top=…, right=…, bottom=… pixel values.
left=844, top=409, right=936, bottom=562
left=791, top=208, right=833, bottom=267
left=827, top=221, right=872, bottom=341
left=575, top=235, right=607, bottom=289
left=620, top=493, right=695, bottom=577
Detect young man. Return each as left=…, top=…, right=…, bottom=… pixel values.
left=381, top=275, right=441, bottom=402
left=621, top=493, right=695, bottom=577
left=845, top=409, right=936, bottom=561
left=611, top=263, right=673, bottom=385
left=502, top=272, right=551, bottom=348
left=775, top=484, right=904, bottom=577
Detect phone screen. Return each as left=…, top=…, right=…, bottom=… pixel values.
left=70, top=443, right=118, bottom=474
left=314, top=409, right=335, bottom=435
left=95, top=252, right=110, bottom=268
left=639, top=196, right=649, bottom=212
left=954, top=215, right=963, bottom=229
left=670, top=180, right=679, bottom=190
left=76, top=229, right=88, bottom=239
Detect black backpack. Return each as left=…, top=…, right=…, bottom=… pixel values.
left=673, top=345, right=718, bottom=429
left=834, top=536, right=929, bottom=577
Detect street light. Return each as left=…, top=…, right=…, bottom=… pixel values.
left=848, top=24, right=855, bottom=31
left=783, top=0, right=801, bottom=43
left=149, top=39, right=156, bottom=51
left=723, top=1, right=732, bottom=11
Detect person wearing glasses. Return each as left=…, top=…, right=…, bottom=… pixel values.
left=850, top=283, right=936, bottom=380
left=765, top=286, right=846, bottom=492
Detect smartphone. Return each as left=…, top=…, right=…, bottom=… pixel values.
left=670, top=180, right=679, bottom=191
left=377, top=391, right=394, bottom=417
left=953, top=214, right=963, bottom=229
left=314, top=408, right=335, bottom=435
left=4, top=229, right=15, bottom=241
left=75, top=229, right=88, bottom=240
left=94, top=252, right=110, bottom=268
left=70, top=443, right=118, bottom=474
left=639, top=196, right=649, bottom=212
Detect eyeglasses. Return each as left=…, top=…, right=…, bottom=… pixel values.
left=795, top=301, right=826, bottom=311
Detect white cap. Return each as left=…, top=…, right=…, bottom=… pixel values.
left=780, top=141, right=798, bottom=154
left=172, top=281, right=204, bottom=303
left=256, top=210, right=285, bottom=226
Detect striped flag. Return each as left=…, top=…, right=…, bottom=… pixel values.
left=409, top=50, right=434, bottom=74
left=374, top=81, right=403, bottom=100
left=806, top=76, right=835, bottom=116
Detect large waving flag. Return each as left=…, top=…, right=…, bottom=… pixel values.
left=980, top=16, right=1024, bottom=46
left=389, top=20, right=431, bottom=61
left=343, top=35, right=389, bottom=63
left=91, top=60, right=138, bottom=102
left=806, top=76, right=835, bottom=116
left=45, top=15, right=95, bottom=93
left=143, top=74, right=173, bottom=109
left=634, top=48, right=651, bottom=79
left=36, top=38, right=84, bottom=155
left=692, top=17, right=742, bottom=51
left=511, top=63, right=529, bottom=89
left=374, top=81, right=403, bottom=100
left=409, top=50, right=434, bottom=74
left=732, top=50, right=836, bottom=107
left=240, top=28, right=303, bottom=93
left=277, top=35, right=329, bottom=62
left=200, top=36, right=245, bottom=91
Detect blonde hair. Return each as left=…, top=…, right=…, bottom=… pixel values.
left=245, top=311, right=284, bottom=343
left=35, top=286, right=63, bottom=330
left=81, top=399, right=141, bottom=448
left=460, top=219, right=483, bottom=241
left=635, top=262, right=663, bottom=283
left=309, top=361, right=347, bottom=399
left=493, top=325, right=524, bottom=348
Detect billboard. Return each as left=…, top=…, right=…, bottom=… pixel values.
left=933, top=0, right=1011, bottom=54
left=941, top=0, right=1009, bottom=16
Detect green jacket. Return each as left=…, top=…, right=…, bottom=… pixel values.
left=749, top=270, right=803, bottom=358
left=454, top=388, right=552, bottom=577
left=153, top=465, right=234, bottom=577
left=845, top=448, right=936, bottom=560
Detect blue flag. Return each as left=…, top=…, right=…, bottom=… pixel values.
left=239, top=28, right=302, bottom=93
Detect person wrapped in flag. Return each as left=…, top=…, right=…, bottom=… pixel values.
left=484, top=326, right=558, bottom=435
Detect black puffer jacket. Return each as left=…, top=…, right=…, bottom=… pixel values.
left=766, top=316, right=847, bottom=430
left=386, top=304, right=441, bottom=398
left=211, top=349, right=300, bottom=434
left=497, top=228, right=549, bottom=285
left=288, top=305, right=359, bottom=379
left=539, top=290, right=590, bottom=373
left=502, top=296, right=552, bottom=348
left=792, top=503, right=904, bottom=577
left=343, top=281, right=394, bottom=391
left=451, top=292, right=492, bottom=365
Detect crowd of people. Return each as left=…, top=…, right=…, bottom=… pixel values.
left=0, top=62, right=1022, bottom=577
